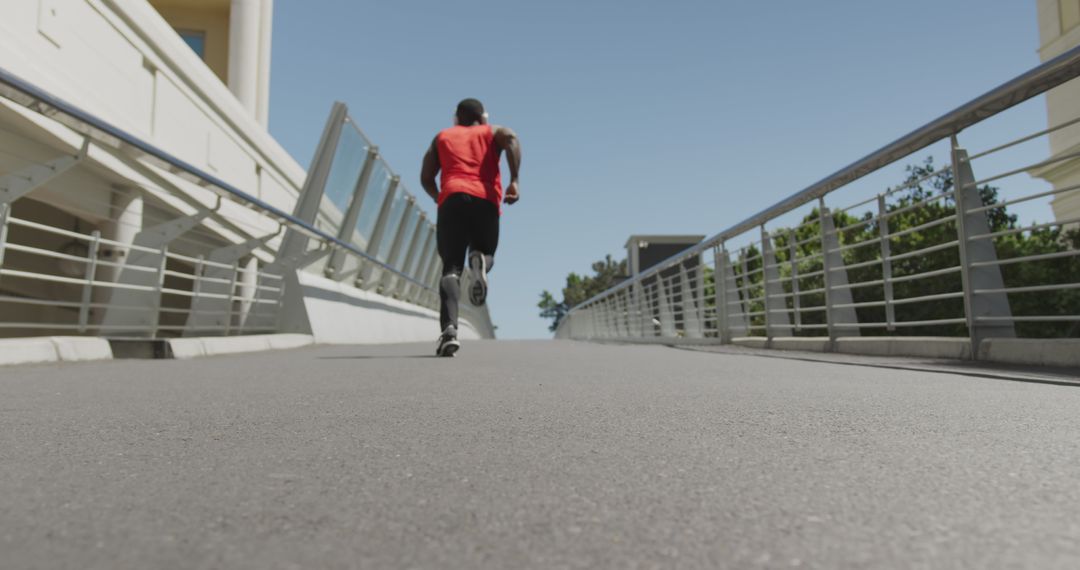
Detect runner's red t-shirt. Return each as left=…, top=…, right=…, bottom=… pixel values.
left=436, top=125, right=503, bottom=212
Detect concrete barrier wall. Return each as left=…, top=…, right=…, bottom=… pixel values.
left=297, top=271, right=482, bottom=345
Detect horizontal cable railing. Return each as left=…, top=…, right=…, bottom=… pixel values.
left=559, top=44, right=1080, bottom=356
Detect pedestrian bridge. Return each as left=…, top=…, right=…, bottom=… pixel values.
left=2, top=38, right=1080, bottom=366
left=3, top=30, right=1080, bottom=570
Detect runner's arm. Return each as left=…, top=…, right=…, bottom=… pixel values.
left=494, top=126, right=521, bottom=204
left=494, top=126, right=520, bottom=183
left=420, top=137, right=440, bottom=202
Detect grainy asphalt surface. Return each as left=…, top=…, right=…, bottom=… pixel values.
left=2, top=340, right=1080, bottom=569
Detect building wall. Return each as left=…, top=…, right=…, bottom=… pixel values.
left=148, top=0, right=231, bottom=84
left=1035, top=0, right=1080, bottom=221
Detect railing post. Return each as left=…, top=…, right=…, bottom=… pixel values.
left=638, top=281, right=652, bottom=337
left=608, top=295, right=617, bottom=338
left=190, top=254, right=205, bottom=329
left=760, top=227, right=771, bottom=341
left=587, top=303, right=597, bottom=339
left=325, top=145, right=379, bottom=279
left=656, top=275, right=676, bottom=337
left=407, top=228, right=435, bottom=303
left=0, top=203, right=11, bottom=286
left=760, top=226, right=791, bottom=342
left=627, top=283, right=638, bottom=337
left=635, top=284, right=646, bottom=338
left=604, top=297, right=615, bottom=338
left=420, top=242, right=441, bottom=307
left=608, top=297, right=618, bottom=338
left=395, top=213, right=428, bottom=298
left=599, top=297, right=610, bottom=338
left=78, top=230, right=101, bottom=333
left=648, top=281, right=660, bottom=337
left=379, top=198, right=416, bottom=294
left=612, top=296, right=622, bottom=338
left=680, top=265, right=702, bottom=338
left=819, top=199, right=836, bottom=345
left=590, top=304, right=599, bottom=339
left=633, top=287, right=643, bottom=338
left=150, top=245, right=168, bottom=338
left=788, top=230, right=802, bottom=332
left=224, top=261, right=240, bottom=336
left=877, top=194, right=896, bottom=331
left=357, top=175, right=400, bottom=288
left=595, top=299, right=606, bottom=338
left=714, top=246, right=732, bottom=343
left=644, top=282, right=654, bottom=338
left=237, top=257, right=258, bottom=330
left=695, top=259, right=707, bottom=334
left=739, top=250, right=752, bottom=335
left=950, top=136, right=1015, bottom=357
left=724, top=248, right=748, bottom=338
left=278, top=102, right=348, bottom=263
left=412, top=228, right=435, bottom=296
left=818, top=197, right=860, bottom=344
left=623, top=292, right=631, bottom=338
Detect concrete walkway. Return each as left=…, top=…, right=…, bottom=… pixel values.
left=2, top=340, right=1079, bottom=569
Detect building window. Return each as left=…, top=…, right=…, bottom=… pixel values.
left=176, top=29, right=206, bottom=60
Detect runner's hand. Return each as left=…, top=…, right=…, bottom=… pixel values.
left=505, top=180, right=520, bottom=205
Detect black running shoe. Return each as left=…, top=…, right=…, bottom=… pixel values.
left=436, top=325, right=460, bottom=357
left=468, top=251, right=487, bottom=306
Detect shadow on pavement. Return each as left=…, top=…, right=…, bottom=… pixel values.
left=317, top=355, right=441, bottom=360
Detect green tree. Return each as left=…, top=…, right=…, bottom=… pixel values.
left=538, top=255, right=627, bottom=332
left=732, top=156, right=1080, bottom=338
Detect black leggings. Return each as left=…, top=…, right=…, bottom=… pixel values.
left=437, top=193, right=499, bottom=330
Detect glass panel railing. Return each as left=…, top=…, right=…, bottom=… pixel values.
left=377, top=186, right=408, bottom=262
left=392, top=205, right=422, bottom=269
left=353, top=163, right=391, bottom=247
left=323, top=120, right=370, bottom=215
left=406, top=228, right=432, bottom=278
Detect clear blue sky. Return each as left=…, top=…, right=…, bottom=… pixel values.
left=268, top=0, right=1051, bottom=339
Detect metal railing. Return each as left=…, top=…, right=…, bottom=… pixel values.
left=558, top=44, right=1080, bottom=357
left=0, top=205, right=284, bottom=336
left=0, top=65, right=491, bottom=338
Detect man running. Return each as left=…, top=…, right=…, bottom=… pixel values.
left=421, top=98, right=521, bottom=357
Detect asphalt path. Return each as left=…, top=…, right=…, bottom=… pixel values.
left=2, top=340, right=1079, bottom=569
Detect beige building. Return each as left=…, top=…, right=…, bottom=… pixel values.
left=1035, top=0, right=1080, bottom=221
left=149, top=0, right=273, bottom=127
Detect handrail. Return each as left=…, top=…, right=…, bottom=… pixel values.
left=0, top=65, right=435, bottom=293
left=569, top=42, right=1080, bottom=312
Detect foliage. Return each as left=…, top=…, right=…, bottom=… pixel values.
left=727, top=157, right=1080, bottom=338
left=538, top=255, right=628, bottom=332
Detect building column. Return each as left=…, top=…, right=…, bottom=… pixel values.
left=256, top=0, right=273, bottom=127
left=94, top=187, right=143, bottom=312
left=228, top=0, right=261, bottom=118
